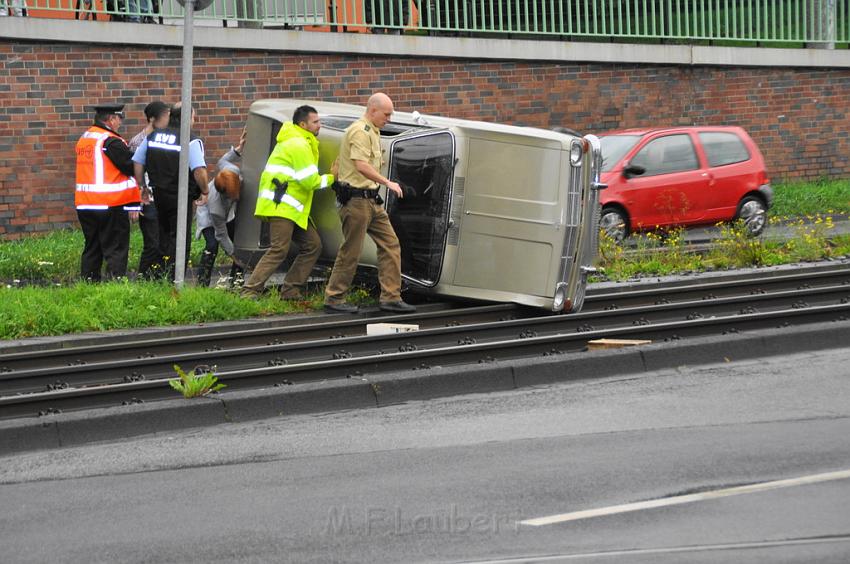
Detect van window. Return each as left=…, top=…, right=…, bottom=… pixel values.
left=699, top=131, right=751, bottom=167
left=320, top=117, right=357, bottom=131
left=631, top=134, right=699, bottom=176
left=321, top=116, right=420, bottom=137
left=386, top=132, right=455, bottom=287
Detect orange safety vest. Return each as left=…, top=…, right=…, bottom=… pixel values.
left=74, top=126, right=140, bottom=210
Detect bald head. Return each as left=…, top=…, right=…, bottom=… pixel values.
left=365, top=92, right=394, bottom=129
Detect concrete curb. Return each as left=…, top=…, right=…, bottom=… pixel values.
left=372, top=362, right=517, bottom=406
left=221, top=378, right=377, bottom=422
left=2, top=319, right=850, bottom=456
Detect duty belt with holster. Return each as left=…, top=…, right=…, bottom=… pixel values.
left=333, top=181, right=383, bottom=206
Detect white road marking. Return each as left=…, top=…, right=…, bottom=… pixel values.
left=520, top=469, right=850, bottom=527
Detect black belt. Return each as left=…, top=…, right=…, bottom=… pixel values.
left=349, top=188, right=379, bottom=199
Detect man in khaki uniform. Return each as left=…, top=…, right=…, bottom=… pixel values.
left=324, top=93, right=416, bottom=314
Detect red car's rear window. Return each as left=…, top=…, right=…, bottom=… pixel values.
left=698, top=131, right=751, bottom=167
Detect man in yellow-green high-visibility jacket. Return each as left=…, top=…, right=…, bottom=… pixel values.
left=241, top=105, right=335, bottom=300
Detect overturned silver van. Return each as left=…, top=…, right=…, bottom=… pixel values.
left=234, top=99, right=603, bottom=312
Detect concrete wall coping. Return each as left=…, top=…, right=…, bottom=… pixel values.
left=2, top=17, right=849, bottom=68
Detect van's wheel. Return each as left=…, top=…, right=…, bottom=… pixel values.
left=736, top=196, right=767, bottom=237
left=600, top=206, right=629, bottom=243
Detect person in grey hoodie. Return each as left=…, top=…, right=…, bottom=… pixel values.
left=195, top=129, right=246, bottom=287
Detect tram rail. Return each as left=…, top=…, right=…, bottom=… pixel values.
left=2, top=263, right=850, bottom=419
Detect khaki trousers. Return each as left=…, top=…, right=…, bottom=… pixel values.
left=325, top=197, right=402, bottom=304
left=242, top=217, right=322, bottom=298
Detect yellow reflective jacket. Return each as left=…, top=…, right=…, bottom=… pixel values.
left=254, top=122, right=333, bottom=229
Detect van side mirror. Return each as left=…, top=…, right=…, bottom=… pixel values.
left=623, top=164, right=646, bottom=179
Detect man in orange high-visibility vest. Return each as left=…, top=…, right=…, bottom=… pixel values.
left=74, top=103, right=141, bottom=281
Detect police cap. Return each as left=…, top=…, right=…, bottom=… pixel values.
left=91, top=103, right=125, bottom=118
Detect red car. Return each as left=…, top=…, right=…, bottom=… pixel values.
left=598, top=126, right=772, bottom=241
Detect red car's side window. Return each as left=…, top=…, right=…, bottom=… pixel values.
left=630, top=134, right=700, bottom=177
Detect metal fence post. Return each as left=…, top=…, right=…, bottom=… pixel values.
left=807, top=0, right=837, bottom=48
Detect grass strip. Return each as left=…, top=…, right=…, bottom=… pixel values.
left=0, top=281, right=372, bottom=340
left=0, top=228, right=225, bottom=284
left=770, top=179, right=850, bottom=217
left=597, top=221, right=850, bottom=282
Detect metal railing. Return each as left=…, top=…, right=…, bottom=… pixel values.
left=2, top=0, right=848, bottom=45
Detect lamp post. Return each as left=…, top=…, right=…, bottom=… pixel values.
left=174, top=0, right=213, bottom=288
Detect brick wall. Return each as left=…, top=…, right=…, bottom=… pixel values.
left=1, top=40, right=849, bottom=238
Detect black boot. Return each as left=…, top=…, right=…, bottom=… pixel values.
left=229, top=262, right=245, bottom=288
left=197, top=250, right=216, bottom=287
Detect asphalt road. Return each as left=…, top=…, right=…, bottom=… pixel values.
left=2, top=346, right=850, bottom=563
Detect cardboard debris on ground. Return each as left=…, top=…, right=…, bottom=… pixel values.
left=366, top=323, right=420, bottom=336
left=587, top=338, right=652, bottom=350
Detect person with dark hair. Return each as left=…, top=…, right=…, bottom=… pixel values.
left=132, top=102, right=209, bottom=281
left=129, top=102, right=170, bottom=151
left=194, top=128, right=246, bottom=287
left=74, top=103, right=141, bottom=281
left=240, top=105, right=335, bottom=300
left=128, top=101, right=169, bottom=279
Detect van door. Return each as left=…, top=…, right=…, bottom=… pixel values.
left=451, top=135, right=565, bottom=298
left=385, top=131, right=456, bottom=287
